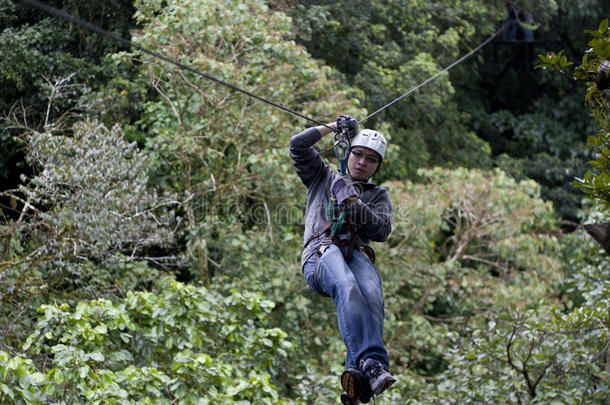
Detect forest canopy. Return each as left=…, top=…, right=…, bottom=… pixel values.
left=1, top=0, right=609, bottom=403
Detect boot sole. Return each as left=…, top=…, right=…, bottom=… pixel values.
left=341, top=369, right=360, bottom=399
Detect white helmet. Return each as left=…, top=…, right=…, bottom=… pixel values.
left=351, top=129, right=387, bottom=160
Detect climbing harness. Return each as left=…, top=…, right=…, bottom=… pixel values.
left=20, top=0, right=506, bottom=126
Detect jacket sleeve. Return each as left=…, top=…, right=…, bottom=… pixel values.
left=289, top=127, right=328, bottom=188
left=350, top=188, right=392, bottom=242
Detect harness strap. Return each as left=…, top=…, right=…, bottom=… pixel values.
left=345, top=217, right=358, bottom=262
left=309, top=212, right=376, bottom=287
left=314, top=248, right=324, bottom=286
left=304, top=220, right=332, bottom=248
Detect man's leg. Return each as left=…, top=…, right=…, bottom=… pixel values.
left=315, top=245, right=388, bottom=369
left=347, top=250, right=388, bottom=368
left=303, top=246, right=394, bottom=399
left=346, top=250, right=395, bottom=396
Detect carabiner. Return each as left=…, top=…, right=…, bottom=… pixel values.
left=333, top=129, right=351, bottom=175
left=333, top=138, right=349, bottom=174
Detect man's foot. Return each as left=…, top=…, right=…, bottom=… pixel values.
left=359, top=358, right=397, bottom=396
left=340, top=391, right=359, bottom=405
left=341, top=368, right=372, bottom=403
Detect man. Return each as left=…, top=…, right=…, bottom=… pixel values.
left=289, top=115, right=396, bottom=404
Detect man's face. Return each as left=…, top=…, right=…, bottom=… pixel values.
left=347, top=146, right=381, bottom=181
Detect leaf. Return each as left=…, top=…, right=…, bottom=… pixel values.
left=52, top=369, right=64, bottom=385
left=599, top=18, right=608, bottom=34
left=78, top=365, right=90, bottom=379
left=86, top=352, right=105, bottom=362
left=27, top=372, right=44, bottom=385
left=0, top=383, right=14, bottom=399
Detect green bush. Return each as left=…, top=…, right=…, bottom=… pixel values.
left=0, top=276, right=294, bottom=404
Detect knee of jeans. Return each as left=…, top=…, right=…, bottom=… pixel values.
left=341, top=278, right=368, bottom=308
left=362, top=279, right=383, bottom=300
left=358, top=281, right=384, bottom=318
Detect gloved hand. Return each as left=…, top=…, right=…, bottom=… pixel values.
left=336, top=115, right=359, bottom=138
left=331, top=174, right=358, bottom=206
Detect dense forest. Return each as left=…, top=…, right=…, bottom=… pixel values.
left=1, top=0, right=609, bottom=403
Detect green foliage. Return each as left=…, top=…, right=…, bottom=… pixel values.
left=370, top=171, right=607, bottom=403
left=6, top=120, right=176, bottom=272
left=468, top=78, right=595, bottom=221
left=0, top=18, right=84, bottom=184
left=453, top=1, right=608, bottom=221
left=0, top=1, right=138, bottom=186
left=368, top=167, right=564, bottom=401
left=2, top=1, right=609, bottom=404
left=382, top=167, right=558, bottom=269
left=431, top=305, right=609, bottom=403
left=420, top=209, right=610, bottom=404
left=0, top=18, right=83, bottom=93
left=0, top=350, right=44, bottom=404
left=215, top=167, right=567, bottom=403
left=286, top=0, right=502, bottom=178
left=0, top=1, right=135, bottom=95
left=536, top=19, right=610, bottom=209
left=494, top=151, right=587, bottom=221
left=0, top=277, right=293, bottom=404
left=0, top=120, right=176, bottom=352
left=576, top=20, right=610, bottom=207
left=210, top=223, right=346, bottom=402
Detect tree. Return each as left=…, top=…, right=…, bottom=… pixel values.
left=281, top=0, right=609, bottom=221
left=421, top=208, right=609, bottom=404
left=2, top=2, right=608, bottom=403
left=0, top=84, right=178, bottom=350
left=0, top=0, right=139, bottom=191
left=1, top=277, right=294, bottom=404
left=456, top=0, right=608, bottom=224
left=535, top=16, right=609, bottom=250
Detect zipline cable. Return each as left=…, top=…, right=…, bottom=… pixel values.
left=18, top=0, right=335, bottom=130
left=20, top=0, right=506, bottom=131
left=358, top=23, right=507, bottom=124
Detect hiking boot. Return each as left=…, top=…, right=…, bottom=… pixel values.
left=341, top=368, right=372, bottom=403
left=340, top=391, right=359, bottom=405
left=359, top=358, right=397, bottom=396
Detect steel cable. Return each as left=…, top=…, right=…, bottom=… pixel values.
left=20, top=0, right=506, bottom=130
left=18, top=0, right=335, bottom=130
left=358, top=23, right=507, bottom=124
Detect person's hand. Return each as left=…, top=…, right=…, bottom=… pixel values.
left=331, top=174, right=358, bottom=206
left=336, top=115, right=359, bottom=138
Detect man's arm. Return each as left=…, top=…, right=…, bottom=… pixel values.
left=289, top=122, right=336, bottom=188
left=348, top=190, right=392, bottom=242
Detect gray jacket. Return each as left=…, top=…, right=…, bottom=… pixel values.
left=289, top=127, right=392, bottom=267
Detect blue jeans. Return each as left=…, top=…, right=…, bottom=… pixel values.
left=303, top=244, right=389, bottom=370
